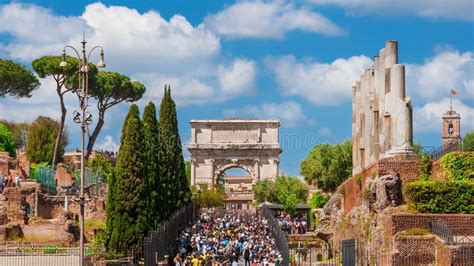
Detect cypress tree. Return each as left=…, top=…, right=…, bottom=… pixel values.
left=158, top=85, right=189, bottom=218
left=142, top=102, right=161, bottom=229
left=106, top=104, right=147, bottom=253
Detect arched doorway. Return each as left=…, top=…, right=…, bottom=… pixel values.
left=218, top=167, right=253, bottom=210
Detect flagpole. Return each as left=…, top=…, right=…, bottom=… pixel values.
left=450, top=93, right=452, bottom=112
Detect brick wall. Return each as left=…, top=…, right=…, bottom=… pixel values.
left=393, top=235, right=435, bottom=265
left=342, top=157, right=420, bottom=214
left=450, top=245, right=474, bottom=264
left=378, top=157, right=421, bottom=184
left=391, top=214, right=474, bottom=235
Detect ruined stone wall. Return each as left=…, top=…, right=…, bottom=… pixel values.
left=0, top=152, right=12, bottom=176
left=391, top=214, right=474, bottom=235
left=37, top=194, right=105, bottom=220
left=352, top=41, right=414, bottom=175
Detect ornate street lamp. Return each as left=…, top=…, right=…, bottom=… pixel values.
left=60, top=36, right=105, bottom=266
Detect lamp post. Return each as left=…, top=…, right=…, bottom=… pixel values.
left=60, top=36, right=105, bottom=266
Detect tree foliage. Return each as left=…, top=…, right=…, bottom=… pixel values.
left=0, top=120, right=29, bottom=151
left=253, top=179, right=279, bottom=204
left=142, top=102, right=161, bottom=229
left=25, top=116, right=68, bottom=164
left=0, top=59, right=40, bottom=98
left=463, top=131, right=474, bottom=152
left=106, top=104, right=147, bottom=253
left=254, top=176, right=309, bottom=213
left=308, top=192, right=330, bottom=209
left=158, top=85, right=189, bottom=218
left=85, top=71, right=146, bottom=159
left=31, top=56, right=81, bottom=167
left=300, top=140, right=352, bottom=192
left=440, top=152, right=474, bottom=181
left=89, top=153, right=114, bottom=182
left=185, top=161, right=191, bottom=186
left=0, top=123, right=16, bottom=157
left=192, top=184, right=226, bottom=208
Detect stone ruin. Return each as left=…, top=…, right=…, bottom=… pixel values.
left=0, top=152, right=30, bottom=178
left=0, top=154, right=105, bottom=244
left=352, top=40, right=415, bottom=175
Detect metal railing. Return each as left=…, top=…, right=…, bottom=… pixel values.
left=430, top=219, right=474, bottom=245
left=261, top=205, right=290, bottom=266
left=38, top=167, right=57, bottom=194
left=35, top=166, right=104, bottom=196
left=426, top=139, right=462, bottom=161
left=143, top=203, right=198, bottom=266
left=0, top=243, right=141, bottom=266
left=430, top=219, right=455, bottom=245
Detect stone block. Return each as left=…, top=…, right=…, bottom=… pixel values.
left=55, top=163, right=75, bottom=188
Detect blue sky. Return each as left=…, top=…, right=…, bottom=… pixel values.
left=0, top=0, right=473, bottom=176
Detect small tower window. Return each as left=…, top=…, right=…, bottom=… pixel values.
left=448, top=122, right=454, bottom=135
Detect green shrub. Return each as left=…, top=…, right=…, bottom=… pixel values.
left=308, top=191, right=330, bottom=209
left=43, top=245, right=58, bottom=254
left=419, top=154, right=432, bottom=181
left=404, top=180, right=474, bottom=213
left=29, top=162, right=49, bottom=180
left=441, top=152, right=474, bottom=181
left=354, top=174, right=362, bottom=187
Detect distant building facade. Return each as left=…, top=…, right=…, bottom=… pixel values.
left=223, top=175, right=253, bottom=210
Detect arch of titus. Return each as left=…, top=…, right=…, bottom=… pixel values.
left=188, top=120, right=281, bottom=186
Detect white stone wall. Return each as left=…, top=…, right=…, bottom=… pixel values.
left=352, top=41, right=414, bottom=174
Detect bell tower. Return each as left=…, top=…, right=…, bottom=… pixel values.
left=442, top=108, right=461, bottom=146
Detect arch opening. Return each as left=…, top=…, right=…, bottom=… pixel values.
left=219, top=167, right=253, bottom=211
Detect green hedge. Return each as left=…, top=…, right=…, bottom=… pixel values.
left=441, top=152, right=474, bottom=181
left=404, top=181, right=473, bottom=214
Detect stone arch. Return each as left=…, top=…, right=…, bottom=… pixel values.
left=188, top=120, right=281, bottom=187
left=213, top=159, right=256, bottom=185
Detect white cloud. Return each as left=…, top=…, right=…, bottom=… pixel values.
left=310, top=0, right=474, bottom=21
left=414, top=98, right=474, bottom=133
left=203, top=0, right=344, bottom=39
left=318, top=127, right=333, bottom=137
left=136, top=58, right=256, bottom=106
left=81, top=3, right=220, bottom=73
left=267, top=54, right=372, bottom=106
left=95, top=135, right=120, bottom=152
left=0, top=3, right=85, bottom=60
left=0, top=2, right=257, bottom=109
left=406, top=50, right=474, bottom=100
left=0, top=77, right=70, bottom=122
left=223, top=101, right=312, bottom=127
left=218, top=58, right=256, bottom=96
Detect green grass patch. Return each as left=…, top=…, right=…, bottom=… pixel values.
left=398, top=227, right=431, bottom=236
left=84, top=219, right=106, bottom=229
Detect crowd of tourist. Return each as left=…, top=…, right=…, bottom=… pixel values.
left=277, top=214, right=308, bottom=235
left=169, top=212, right=283, bottom=266
left=0, top=173, right=22, bottom=192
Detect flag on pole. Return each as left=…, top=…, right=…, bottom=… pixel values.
left=451, top=89, right=458, bottom=96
